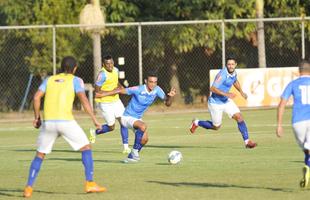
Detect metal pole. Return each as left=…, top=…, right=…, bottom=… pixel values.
left=138, top=23, right=143, bottom=85
left=301, top=19, right=305, bottom=59
left=52, top=25, right=56, bottom=75
left=221, top=20, right=225, bottom=67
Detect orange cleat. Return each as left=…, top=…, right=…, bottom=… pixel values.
left=189, top=119, right=198, bottom=134
left=23, top=186, right=33, bottom=198
left=85, top=181, right=107, bottom=193
left=245, top=140, right=257, bottom=149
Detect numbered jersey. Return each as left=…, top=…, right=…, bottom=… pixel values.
left=281, top=75, right=310, bottom=123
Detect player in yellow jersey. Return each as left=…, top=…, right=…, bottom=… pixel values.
left=89, top=55, right=130, bottom=154
left=23, top=56, right=106, bottom=198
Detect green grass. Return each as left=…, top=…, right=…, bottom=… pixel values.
left=0, top=108, right=310, bottom=200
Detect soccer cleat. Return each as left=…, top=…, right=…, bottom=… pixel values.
left=122, top=148, right=131, bottom=154
left=189, top=119, right=199, bottom=134
left=123, top=158, right=139, bottom=163
left=245, top=140, right=257, bottom=149
left=85, top=181, right=107, bottom=193
left=23, top=186, right=33, bottom=198
left=89, top=128, right=96, bottom=144
left=300, top=165, right=310, bottom=188
left=123, top=151, right=140, bottom=163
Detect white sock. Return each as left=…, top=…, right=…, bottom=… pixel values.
left=244, top=139, right=249, bottom=144
left=123, top=144, right=129, bottom=149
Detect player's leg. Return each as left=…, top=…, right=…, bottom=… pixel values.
left=190, top=102, right=223, bottom=133
left=59, top=121, right=106, bottom=193
left=24, top=122, right=57, bottom=197
left=89, top=103, right=115, bottom=143
left=293, top=121, right=310, bottom=188
left=115, top=100, right=130, bottom=153
left=226, top=100, right=256, bottom=148
left=121, top=116, right=144, bottom=162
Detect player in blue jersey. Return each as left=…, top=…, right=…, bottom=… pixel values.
left=95, top=71, right=176, bottom=163
left=23, top=56, right=106, bottom=198
left=189, top=57, right=257, bottom=149
left=276, top=59, right=310, bottom=188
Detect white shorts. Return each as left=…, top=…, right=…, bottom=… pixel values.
left=121, top=115, right=142, bottom=130
left=292, top=120, right=310, bottom=150
left=97, top=99, right=125, bottom=126
left=208, top=99, right=240, bottom=126
left=37, top=121, right=89, bottom=154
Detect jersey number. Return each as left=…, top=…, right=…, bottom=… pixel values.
left=299, top=85, right=310, bottom=104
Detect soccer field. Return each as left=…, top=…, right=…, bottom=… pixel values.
left=0, top=108, right=309, bottom=200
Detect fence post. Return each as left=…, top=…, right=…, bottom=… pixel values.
left=221, top=20, right=225, bottom=67
left=301, top=17, right=305, bottom=59
left=53, top=25, right=56, bottom=75
left=138, top=23, right=143, bottom=85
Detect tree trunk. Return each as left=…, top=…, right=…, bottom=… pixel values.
left=169, top=63, right=182, bottom=103
left=256, top=0, right=266, bottom=68
left=92, top=33, right=101, bottom=81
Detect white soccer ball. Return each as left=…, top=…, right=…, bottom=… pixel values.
left=168, top=150, right=182, bottom=164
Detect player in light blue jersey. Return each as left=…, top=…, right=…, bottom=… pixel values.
left=190, top=57, right=257, bottom=149
left=96, top=71, right=176, bottom=162
left=276, top=59, right=310, bottom=188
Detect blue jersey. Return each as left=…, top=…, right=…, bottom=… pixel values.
left=281, top=75, right=310, bottom=124
left=209, top=67, right=237, bottom=104
left=123, top=85, right=166, bottom=119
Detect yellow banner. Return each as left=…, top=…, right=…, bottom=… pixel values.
left=210, top=67, right=299, bottom=107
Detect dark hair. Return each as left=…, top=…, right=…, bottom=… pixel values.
left=299, top=59, right=310, bottom=72
left=226, top=56, right=237, bottom=64
left=61, top=56, right=77, bottom=73
left=145, top=70, right=158, bottom=79
left=103, top=55, right=113, bottom=61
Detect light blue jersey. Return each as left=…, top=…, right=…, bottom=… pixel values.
left=123, top=85, right=166, bottom=119
left=281, top=75, right=310, bottom=124
left=209, top=67, right=237, bottom=104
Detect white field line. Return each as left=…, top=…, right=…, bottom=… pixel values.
left=0, top=129, right=275, bottom=150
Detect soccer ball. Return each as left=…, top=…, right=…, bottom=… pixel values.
left=168, top=150, right=182, bottom=164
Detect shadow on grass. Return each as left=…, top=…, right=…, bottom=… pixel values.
left=47, top=157, right=122, bottom=164
left=13, top=149, right=121, bottom=154
left=147, top=181, right=294, bottom=193
left=0, top=188, right=71, bottom=198
left=146, top=145, right=218, bottom=149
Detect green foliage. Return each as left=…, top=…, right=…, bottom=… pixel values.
left=0, top=0, right=89, bottom=75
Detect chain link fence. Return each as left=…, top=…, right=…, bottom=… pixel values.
left=0, top=17, right=308, bottom=112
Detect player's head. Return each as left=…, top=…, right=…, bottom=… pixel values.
left=299, top=59, right=310, bottom=74
left=61, top=56, right=77, bottom=74
left=144, top=71, right=158, bottom=91
left=225, top=56, right=237, bottom=74
left=103, top=55, right=114, bottom=72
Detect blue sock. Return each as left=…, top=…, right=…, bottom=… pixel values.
left=133, top=129, right=144, bottom=152
left=82, top=150, right=94, bottom=181
left=237, top=121, right=249, bottom=141
left=305, top=153, right=310, bottom=167
left=96, top=124, right=111, bottom=135
left=198, top=120, right=213, bottom=129
left=120, top=125, right=129, bottom=144
left=26, top=156, right=43, bottom=186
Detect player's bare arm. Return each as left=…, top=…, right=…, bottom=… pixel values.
left=276, top=98, right=288, bottom=138
left=33, top=90, right=44, bottom=128
left=165, top=87, right=176, bottom=106
left=233, top=80, right=247, bottom=99
left=77, top=92, right=101, bottom=129
left=210, top=86, right=236, bottom=99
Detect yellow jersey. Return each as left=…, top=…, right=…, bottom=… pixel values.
left=95, top=67, right=120, bottom=103
left=42, top=73, right=83, bottom=120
